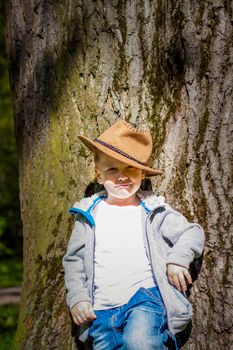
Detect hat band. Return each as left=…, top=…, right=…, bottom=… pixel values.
left=94, top=138, right=147, bottom=166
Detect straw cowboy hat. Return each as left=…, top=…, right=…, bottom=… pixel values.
left=78, top=119, right=163, bottom=176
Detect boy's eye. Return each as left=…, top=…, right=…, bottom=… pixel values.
left=127, top=166, right=136, bottom=171
left=106, top=167, right=117, bottom=172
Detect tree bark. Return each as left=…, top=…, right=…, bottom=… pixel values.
left=4, top=1, right=233, bottom=349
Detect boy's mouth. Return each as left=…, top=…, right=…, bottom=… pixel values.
left=115, top=184, right=131, bottom=187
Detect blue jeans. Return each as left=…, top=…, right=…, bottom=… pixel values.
left=89, top=286, right=179, bottom=350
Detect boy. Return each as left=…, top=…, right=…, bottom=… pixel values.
left=62, top=119, right=205, bottom=349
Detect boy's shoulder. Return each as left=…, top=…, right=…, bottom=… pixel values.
left=70, top=190, right=107, bottom=211
left=137, top=190, right=167, bottom=211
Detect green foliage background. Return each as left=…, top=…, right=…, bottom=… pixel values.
left=0, top=0, right=22, bottom=257
left=0, top=2, right=22, bottom=347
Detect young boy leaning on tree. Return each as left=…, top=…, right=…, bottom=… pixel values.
left=62, top=119, right=205, bottom=350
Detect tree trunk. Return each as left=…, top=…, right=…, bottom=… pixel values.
left=4, top=1, right=233, bottom=349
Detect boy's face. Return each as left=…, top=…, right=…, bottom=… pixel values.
left=95, top=152, right=145, bottom=204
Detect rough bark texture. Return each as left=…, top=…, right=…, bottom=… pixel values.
left=4, top=1, right=233, bottom=349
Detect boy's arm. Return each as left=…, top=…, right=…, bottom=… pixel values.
left=62, top=216, right=92, bottom=310
left=160, top=205, right=205, bottom=269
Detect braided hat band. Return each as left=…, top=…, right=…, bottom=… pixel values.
left=94, top=138, right=147, bottom=166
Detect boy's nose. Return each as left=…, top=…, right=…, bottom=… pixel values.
left=117, top=170, right=128, bottom=180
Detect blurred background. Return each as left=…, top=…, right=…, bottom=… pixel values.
left=0, top=0, right=23, bottom=348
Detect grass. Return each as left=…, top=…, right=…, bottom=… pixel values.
left=0, top=257, right=22, bottom=349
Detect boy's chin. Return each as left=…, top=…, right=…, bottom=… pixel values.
left=107, top=190, right=137, bottom=200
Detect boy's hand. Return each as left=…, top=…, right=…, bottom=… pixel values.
left=71, top=301, right=97, bottom=326
left=167, top=263, right=192, bottom=292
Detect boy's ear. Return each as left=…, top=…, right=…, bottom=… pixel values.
left=141, top=171, right=146, bottom=179
left=95, top=167, right=103, bottom=184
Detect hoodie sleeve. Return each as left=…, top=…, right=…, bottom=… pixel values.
left=62, top=216, right=92, bottom=309
left=160, top=205, right=205, bottom=269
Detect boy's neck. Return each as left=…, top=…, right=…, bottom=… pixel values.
left=105, top=194, right=140, bottom=207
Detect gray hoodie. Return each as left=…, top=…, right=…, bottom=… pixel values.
left=62, top=190, right=205, bottom=342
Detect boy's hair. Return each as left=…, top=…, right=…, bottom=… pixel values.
left=94, top=150, right=101, bottom=165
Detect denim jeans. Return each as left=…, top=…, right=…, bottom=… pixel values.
left=88, top=286, right=179, bottom=350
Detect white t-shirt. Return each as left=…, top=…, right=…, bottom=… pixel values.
left=93, top=200, right=155, bottom=310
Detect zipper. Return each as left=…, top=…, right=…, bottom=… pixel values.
left=144, top=213, right=155, bottom=280
left=88, top=195, right=107, bottom=305
left=91, top=225, right=96, bottom=304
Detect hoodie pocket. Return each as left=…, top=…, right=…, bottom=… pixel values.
left=167, top=284, right=192, bottom=321
left=171, top=287, right=189, bottom=307
left=168, top=286, right=192, bottom=333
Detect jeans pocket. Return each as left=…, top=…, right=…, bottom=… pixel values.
left=111, top=312, right=124, bottom=333
left=111, top=315, right=123, bottom=333
left=141, top=287, right=165, bottom=306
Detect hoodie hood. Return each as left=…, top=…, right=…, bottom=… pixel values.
left=69, top=190, right=166, bottom=226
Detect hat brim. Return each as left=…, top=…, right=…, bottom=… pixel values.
left=78, top=135, right=163, bottom=177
